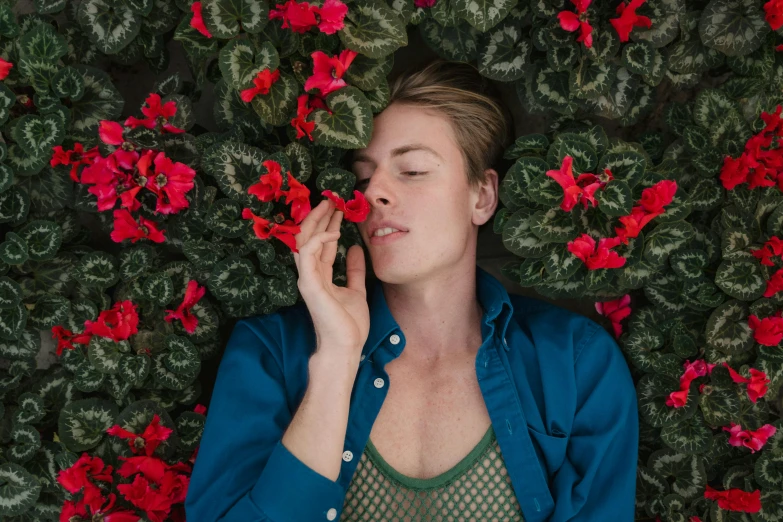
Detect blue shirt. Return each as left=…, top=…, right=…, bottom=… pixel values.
left=185, top=265, right=639, bottom=522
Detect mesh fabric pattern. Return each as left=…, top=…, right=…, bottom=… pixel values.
left=340, top=424, right=525, bottom=521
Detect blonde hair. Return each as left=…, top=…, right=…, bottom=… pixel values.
left=385, top=58, right=514, bottom=192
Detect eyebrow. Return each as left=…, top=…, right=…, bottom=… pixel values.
left=351, top=144, right=444, bottom=165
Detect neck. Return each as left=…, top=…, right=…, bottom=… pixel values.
left=380, top=263, right=485, bottom=364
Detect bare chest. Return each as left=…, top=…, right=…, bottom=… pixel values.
left=368, top=355, right=491, bottom=480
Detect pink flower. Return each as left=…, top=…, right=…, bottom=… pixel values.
left=595, top=295, right=631, bottom=338
left=723, top=422, right=777, bottom=453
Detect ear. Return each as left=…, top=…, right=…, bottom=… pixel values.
left=472, top=168, right=499, bottom=227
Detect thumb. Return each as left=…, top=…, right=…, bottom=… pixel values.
left=345, top=244, right=366, bottom=295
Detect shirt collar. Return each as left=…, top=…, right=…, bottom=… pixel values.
left=361, top=265, right=514, bottom=360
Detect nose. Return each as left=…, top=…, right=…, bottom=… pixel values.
left=363, top=168, right=393, bottom=208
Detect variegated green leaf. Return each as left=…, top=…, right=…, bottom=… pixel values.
left=699, top=0, right=768, bottom=57
left=647, top=448, right=706, bottom=500
left=477, top=19, right=529, bottom=81
left=249, top=70, right=297, bottom=127
left=28, top=294, right=69, bottom=329
left=454, top=0, right=517, bottom=32
left=543, top=244, right=582, bottom=281
left=340, top=0, right=408, bottom=58
left=57, top=398, right=118, bottom=452
left=312, top=86, right=373, bottom=149
left=0, top=462, right=40, bottom=515
left=660, top=409, right=713, bottom=455
left=119, top=354, right=150, bottom=387
left=714, top=260, right=765, bottom=301
left=532, top=64, right=577, bottom=115
left=504, top=134, right=549, bottom=159
left=219, top=38, right=279, bottom=91
left=77, top=0, right=141, bottom=54
left=74, top=252, right=118, bottom=289
left=344, top=53, right=394, bottom=91
left=569, top=61, right=615, bottom=100
left=502, top=208, right=551, bottom=258
left=596, top=180, right=633, bottom=217
left=87, top=336, right=124, bottom=374
left=202, top=141, right=266, bottom=208
left=12, top=113, right=64, bottom=156
left=622, top=326, right=665, bottom=372
left=631, top=0, right=683, bottom=48
left=705, top=299, right=754, bottom=355
left=51, top=66, right=85, bottom=101
left=643, top=221, right=694, bottom=265
left=69, top=66, right=124, bottom=143
left=164, top=334, right=200, bottom=377
left=419, top=17, right=479, bottom=62
left=18, top=220, right=61, bottom=261
left=207, top=256, right=264, bottom=304
left=638, top=373, right=698, bottom=427
left=530, top=208, right=579, bottom=242
left=202, top=0, right=268, bottom=38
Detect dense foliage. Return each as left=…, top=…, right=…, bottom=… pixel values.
left=0, top=0, right=777, bottom=519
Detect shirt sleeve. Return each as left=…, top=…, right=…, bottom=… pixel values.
left=548, top=318, right=639, bottom=522
left=184, top=318, right=346, bottom=522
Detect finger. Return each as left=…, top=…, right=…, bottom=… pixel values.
left=297, top=231, right=340, bottom=292
left=295, top=199, right=333, bottom=250
left=313, top=201, right=335, bottom=237
left=320, top=210, right=343, bottom=264
left=345, top=245, right=367, bottom=296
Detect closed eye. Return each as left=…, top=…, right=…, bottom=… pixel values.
left=355, top=172, right=424, bottom=189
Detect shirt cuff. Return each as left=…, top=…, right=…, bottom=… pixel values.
left=251, top=440, right=346, bottom=522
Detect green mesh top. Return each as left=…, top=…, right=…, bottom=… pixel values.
left=340, top=423, right=525, bottom=521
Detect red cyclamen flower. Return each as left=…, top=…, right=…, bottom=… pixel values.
left=748, top=310, right=783, bottom=346
left=107, top=414, right=174, bottom=457
left=765, top=0, right=783, bottom=30
left=242, top=208, right=301, bottom=253
left=110, top=209, right=166, bottom=244
left=240, top=68, right=281, bottom=103
left=51, top=325, right=92, bottom=356
left=595, top=294, right=631, bottom=338
left=83, top=300, right=139, bottom=343
left=321, top=190, right=370, bottom=222
left=190, top=1, right=213, bottom=38
left=546, top=155, right=612, bottom=211
left=304, top=49, right=358, bottom=97
left=0, top=58, right=12, bottom=80
left=566, top=234, right=626, bottom=270
left=291, top=94, right=317, bottom=141
left=124, top=93, right=185, bottom=134
left=723, top=363, right=770, bottom=403
left=558, top=0, right=593, bottom=48
left=164, top=280, right=206, bottom=334
left=610, top=0, right=652, bottom=42
left=704, top=485, right=761, bottom=513
left=50, top=142, right=101, bottom=183
left=723, top=422, right=777, bottom=453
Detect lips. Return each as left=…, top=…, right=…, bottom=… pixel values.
left=368, top=222, right=408, bottom=238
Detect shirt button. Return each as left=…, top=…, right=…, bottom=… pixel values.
left=374, top=377, right=385, bottom=388
left=360, top=354, right=366, bottom=361
left=389, top=334, right=400, bottom=345
left=327, top=508, right=337, bottom=520
left=342, top=450, right=353, bottom=462
left=503, top=336, right=508, bottom=346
